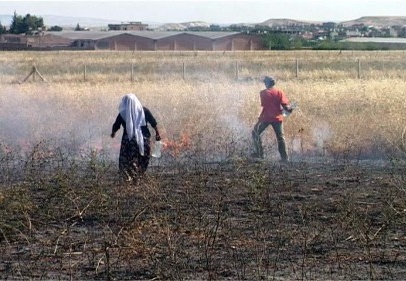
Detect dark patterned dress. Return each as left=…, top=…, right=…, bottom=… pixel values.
left=112, top=107, right=158, bottom=180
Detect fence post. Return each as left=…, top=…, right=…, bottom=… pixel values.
left=357, top=59, right=361, bottom=79
left=182, top=62, right=185, bottom=80
left=131, top=63, right=134, bottom=82
left=84, top=64, right=87, bottom=82
left=235, top=61, right=239, bottom=80
left=20, top=65, right=46, bottom=83
left=296, top=59, right=299, bottom=78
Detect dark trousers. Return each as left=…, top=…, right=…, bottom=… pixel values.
left=252, top=121, right=288, bottom=161
left=119, top=136, right=151, bottom=180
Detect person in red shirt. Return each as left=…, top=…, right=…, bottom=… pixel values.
left=252, top=76, right=293, bottom=162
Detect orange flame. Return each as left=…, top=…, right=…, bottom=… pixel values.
left=162, top=132, right=191, bottom=157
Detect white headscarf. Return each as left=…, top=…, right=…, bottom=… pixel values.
left=118, top=94, right=146, bottom=156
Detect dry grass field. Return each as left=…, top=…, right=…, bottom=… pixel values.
left=0, top=50, right=406, bottom=280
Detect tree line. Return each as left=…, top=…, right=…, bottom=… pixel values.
left=0, top=11, right=63, bottom=35
left=261, top=32, right=383, bottom=50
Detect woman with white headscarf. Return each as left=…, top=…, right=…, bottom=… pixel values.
left=111, top=94, right=161, bottom=182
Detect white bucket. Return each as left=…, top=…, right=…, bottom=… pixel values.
left=151, top=141, right=162, bottom=158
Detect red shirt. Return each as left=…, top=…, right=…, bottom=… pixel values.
left=258, top=87, right=289, bottom=123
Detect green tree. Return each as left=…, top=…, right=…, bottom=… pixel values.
left=48, top=25, right=63, bottom=31
left=210, top=24, right=222, bottom=31
left=0, top=22, right=5, bottom=35
left=9, top=11, right=23, bottom=34
left=9, top=11, right=44, bottom=34
left=262, top=32, right=291, bottom=50
left=23, top=14, right=44, bottom=34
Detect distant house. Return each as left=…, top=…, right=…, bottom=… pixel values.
left=0, top=33, right=72, bottom=50
left=346, top=30, right=362, bottom=37
left=322, top=22, right=337, bottom=31
left=43, top=31, right=265, bottom=51
left=149, top=32, right=263, bottom=51
left=0, top=34, right=28, bottom=50
left=108, top=22, right=148, bottom=31
left=0, top=29, right=265, bottom=51
left=46, top=31, right=121, bottom=49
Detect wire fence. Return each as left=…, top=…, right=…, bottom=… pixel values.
left=3, top=50, right=406, bottom=83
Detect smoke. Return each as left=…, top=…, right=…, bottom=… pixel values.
left=312, top=121, right=332, bottom=156
left=291, top=135, right=303, bottom=154
left=0, top=78, right=265, bottom=165
left=212, top=83, right=255, bottom=159
left=0, top=85, right=117, bottom=161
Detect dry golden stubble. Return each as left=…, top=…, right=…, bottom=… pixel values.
left=2, top=76, right=406, bottom=160
left=2, top=49, right=406, bottom=160
left=2, top=50, right=406, bottom=84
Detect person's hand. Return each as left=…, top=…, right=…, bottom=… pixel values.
left=110, top=132, right=115, bottom=138
left=156, top=134, right=161, bottom=141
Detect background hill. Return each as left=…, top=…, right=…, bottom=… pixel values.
left=156, top=21, right=211, bottom=31
left=0, top=14, right=124, bottom=29
left=259, top=16, right=406, bottom=27
left=1, top=14, right=406, bottom=30
left=260, top=18, right=321, bottom=26
left=339, top=16, right=406, bottom=27
left=38, top=15, right=122, bottom=28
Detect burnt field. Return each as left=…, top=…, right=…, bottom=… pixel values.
left=1, top=50, right=406, bottom=280
left=1, top=155, right=405, bottom=280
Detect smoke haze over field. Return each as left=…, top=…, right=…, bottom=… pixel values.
left=2, top=48, right=404, bottom=165
left=0, top=80, right=258, bottom=164
left=0, top=85, right=117, bottom=160
left=0, top=80, right=347, bottom=165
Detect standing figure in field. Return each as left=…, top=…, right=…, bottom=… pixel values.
left=111, top=93, right=161, bottom=182
left=252, top=76, right=293, bottom=163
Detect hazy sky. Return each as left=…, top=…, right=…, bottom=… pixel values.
left=1, top=0, right=406, bottom=24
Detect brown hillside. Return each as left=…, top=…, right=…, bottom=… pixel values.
left=260, top=18, right=320, bottom=26
left=261, top=16, right=406, bottom=28
left=339, top=16, right=406, bottom=27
